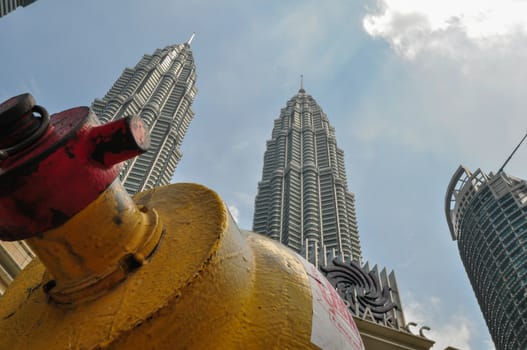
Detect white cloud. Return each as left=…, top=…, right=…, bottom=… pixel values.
left=404, top=296, right=485, bottom=350
left=364, top=0, right=527, bottom=59
left=356, top=0, right=527, bottom=172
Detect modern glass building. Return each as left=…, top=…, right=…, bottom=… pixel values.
left=253, top=84, right=361, bottom=265
left=92, top=36, right=197, bottom=194
left=445, top=166, right=527, bottom=350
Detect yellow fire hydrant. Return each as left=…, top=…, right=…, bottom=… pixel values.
left=0, top=94, right=364, bottom=350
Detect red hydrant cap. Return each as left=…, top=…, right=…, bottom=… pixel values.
left=0, top=94, right=150, bottom=241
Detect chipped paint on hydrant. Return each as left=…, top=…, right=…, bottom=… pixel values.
left=0, top=94, right=364, bottom=350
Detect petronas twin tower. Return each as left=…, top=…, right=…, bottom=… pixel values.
left=253, top=83, right=362, bottom=265
left=91, top=37, right=363, bottom=266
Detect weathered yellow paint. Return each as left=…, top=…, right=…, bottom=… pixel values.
left=25, top=181, right=163, bottom=304
left=0, top=183, right=321, bottom=349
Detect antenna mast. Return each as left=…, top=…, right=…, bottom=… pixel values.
left=498, top=131, right=527, bottom=173
left=187, top=32, right=196, bottom=45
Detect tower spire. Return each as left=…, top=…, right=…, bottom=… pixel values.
left=299, top=75, right=305, bottom=93
left=186, top=32, right=196, bottom=45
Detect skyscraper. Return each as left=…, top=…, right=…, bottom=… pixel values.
left=445, top=166, right=527, bottom=350
left=92, top=36, right=197, bottom=194
left=252, top=83, right=434, bottom=350
left=253, top=82, right=361, bottom=265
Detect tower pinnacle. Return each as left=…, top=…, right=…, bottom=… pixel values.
left=186, top=32, right=196, bottom=45
left=299, top=75, right=305, bottom=93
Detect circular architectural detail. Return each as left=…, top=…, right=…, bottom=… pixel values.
left=321, top=259, right=396, bottom=321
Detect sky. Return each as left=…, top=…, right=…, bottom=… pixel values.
left=2, top=1, right=527, bottom=349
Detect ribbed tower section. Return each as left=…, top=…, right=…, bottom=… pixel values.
left=92, top=39, right=197, bottom=194
left=253, top=86, right=362, bottom=265
left=446, top=166, right=527, bottom=350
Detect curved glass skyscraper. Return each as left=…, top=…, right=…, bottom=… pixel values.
left=445, top=166, right=527, bottom=350
left=253, top=85, right=361, bottom=265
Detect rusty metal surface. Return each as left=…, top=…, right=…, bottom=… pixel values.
left=26, top=180, right=162, bottom=305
